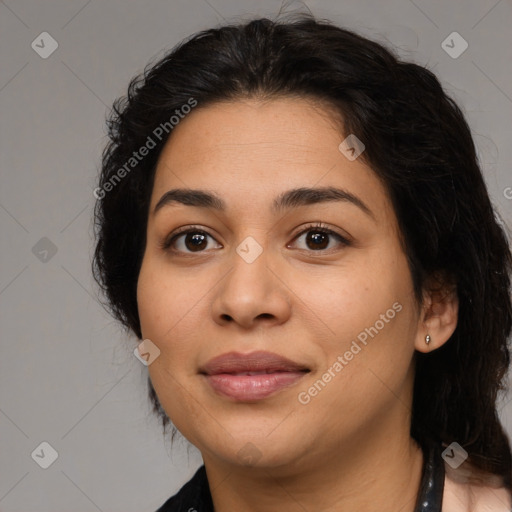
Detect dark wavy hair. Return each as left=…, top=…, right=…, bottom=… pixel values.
left=92, top=14, right=512, bottom=487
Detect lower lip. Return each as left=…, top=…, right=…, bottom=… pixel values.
left=204, top=372, right=308, bottom=401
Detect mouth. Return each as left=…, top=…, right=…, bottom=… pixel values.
left=220, top=370, right=304, bottom=376
left=199, top=350, right=310, bottom=375
left=199, top=351, right=311, bottom=401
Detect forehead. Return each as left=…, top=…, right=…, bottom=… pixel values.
left=150, top=97, right=390, bottom=218
left=156, top=97, right=340, bottom=165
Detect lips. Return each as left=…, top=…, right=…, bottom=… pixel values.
left=199, top=350, right=310, bottom=376
left=199, top=351, right=310, bottom=401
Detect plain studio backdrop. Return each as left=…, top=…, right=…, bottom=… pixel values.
left=1, top=1, right=511, bottom=511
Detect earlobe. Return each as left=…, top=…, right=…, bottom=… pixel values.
left=415, top=275, right=459, bottom=354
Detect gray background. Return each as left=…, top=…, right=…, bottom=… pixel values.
left=1, top=0, right=511, bottom=511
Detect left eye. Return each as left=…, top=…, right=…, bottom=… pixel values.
left=289, top=226, right=349, bottom=251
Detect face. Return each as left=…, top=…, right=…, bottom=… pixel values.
left=137, top=97, right=424, bottom=470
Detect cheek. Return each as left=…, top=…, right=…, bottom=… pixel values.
left=304, top=259, right=404, bottom=340
left=137, top=257, right=192, bottom=340
left=136, top=256, right=207, bottom=381
left=309, top=249, right=417, bottom=378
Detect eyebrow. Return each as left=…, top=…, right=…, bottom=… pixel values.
left=153, top=186, right=375, bottom=220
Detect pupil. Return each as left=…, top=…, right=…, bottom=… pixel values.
left=308, top=231, right=328, bottom=250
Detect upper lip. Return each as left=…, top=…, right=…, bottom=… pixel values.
left=199, top=351, right=310, bottom=375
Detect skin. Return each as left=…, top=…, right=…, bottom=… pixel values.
left=136, top=97, right=459, bottom=511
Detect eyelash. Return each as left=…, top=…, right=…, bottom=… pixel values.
left=159, top=223, right=351, bottom=254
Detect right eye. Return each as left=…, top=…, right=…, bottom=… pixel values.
left=160, top=226, right=223, bottom=254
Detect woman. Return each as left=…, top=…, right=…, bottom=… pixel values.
left=93, top=14, right=512, bottom=511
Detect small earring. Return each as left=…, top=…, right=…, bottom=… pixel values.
left=425, top=334, right=431, bottom=345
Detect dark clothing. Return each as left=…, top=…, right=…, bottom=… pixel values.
left=156, top=464, right=214, bottom=512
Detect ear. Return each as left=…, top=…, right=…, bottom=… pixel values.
left=414, top=272, right=459, bottom=353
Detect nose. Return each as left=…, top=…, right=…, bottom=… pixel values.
left=210, top=245, right=292, bottom=330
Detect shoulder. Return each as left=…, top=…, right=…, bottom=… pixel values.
left=155, top=465, right=213, bottom=512
left=442, top=459, right=512, bottom=511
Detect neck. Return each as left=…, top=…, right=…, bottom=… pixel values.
left=203, top=406, right=425, bottom=512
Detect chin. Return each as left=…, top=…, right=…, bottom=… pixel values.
left=204, top=431, right=307, bottom=470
